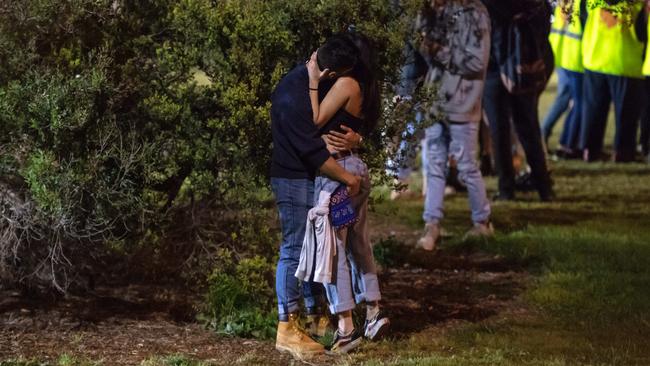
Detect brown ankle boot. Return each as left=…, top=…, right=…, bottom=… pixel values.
left=275, top=313, right=324, bottom=360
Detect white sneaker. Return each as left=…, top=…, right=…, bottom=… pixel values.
left=326, top=329, right=363, bottom=354
left=417, top=222, right=441, bottom=251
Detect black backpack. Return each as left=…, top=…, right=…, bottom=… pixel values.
left=489, top=0, right=553, bottom=94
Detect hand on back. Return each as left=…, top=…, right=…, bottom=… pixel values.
left=323, top=125, right=361, bottom=152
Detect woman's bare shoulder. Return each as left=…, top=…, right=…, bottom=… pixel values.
left=333, top=76, right=361, bottom=93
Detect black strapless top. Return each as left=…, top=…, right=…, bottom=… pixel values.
left=319, top=108, right=364, bottom=135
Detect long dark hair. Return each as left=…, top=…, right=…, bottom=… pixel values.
left=344, top=31, right=381, bottom=136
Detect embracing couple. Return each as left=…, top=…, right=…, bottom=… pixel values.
left=269, top=33, right=389, bottom=359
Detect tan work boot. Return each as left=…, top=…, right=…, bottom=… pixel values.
left=417, top=222, right=441, bottom=251
left=276, top=313, right=324, bottom=360
left=463, top=221, right=494, bottom=240
left=306, top=314, right=333, bottom=339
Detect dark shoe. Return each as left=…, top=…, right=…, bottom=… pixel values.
left=583, top=148, right=597, bottom=162
left=492, top=192, right=515, bottom=201
left=584, top=149, right=611, bottom=162
left=326, top=329, right=363, bottom=354
left=514, top=172, right=536, bottom=192
left=363, top=311, right=390, bottom=341
left=538, top=187, right=556, bottom=202
left=613, top=150, right=636, bottom=163
left=555, top=147, right=581, bottom=160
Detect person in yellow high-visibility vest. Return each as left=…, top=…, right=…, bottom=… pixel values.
left=543, top=0, right=585, bottom=158
left=640, top=1, right=650, bottom=160
left=580, top=1, right=647, bottom=162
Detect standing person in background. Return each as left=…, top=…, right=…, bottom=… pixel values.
left=579, top=0, right=647, bottom=163
left=481, top=0, right=555, bottom=202
left=545, top=0, right=585, bottom=159
left=541, top=61, right=572, bottom=149
left=270, top=36, right=362, bottom=360
left=407, top=0, right=494, bottom=250
left=640, top=0, right=650, bottom=161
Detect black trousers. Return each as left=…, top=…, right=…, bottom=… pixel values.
left=580, top=70, right=645, bottom=162
left=483, top=71, right=552, bottom=199
left=639, top=77, right=650, bottom=156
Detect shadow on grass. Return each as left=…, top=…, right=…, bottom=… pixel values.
left=374, top=237, right=529, bottom=338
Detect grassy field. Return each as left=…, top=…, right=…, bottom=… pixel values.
left=360, top=157, right=650, bottom=366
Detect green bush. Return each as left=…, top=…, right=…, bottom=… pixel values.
left=0, top=0, right=413, bottom=290
left=204, top=253, right=277, bottom=338
left=0, top=3, right=423, bottom=343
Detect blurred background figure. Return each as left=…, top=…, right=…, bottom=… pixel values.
left=640, top=0, right=650, bottom=162
left=414, top=0, right=494, bottom=249
left=541, top=65, right=572, bottom=151
left=544, top=0, right=585, bottom=160
left=481, top=0, right=555, bottom=202
left=579, top=1, right=647, bottom=162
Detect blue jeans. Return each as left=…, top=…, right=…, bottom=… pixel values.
left=271, top=178, right=325, bottom=320
left=423, top=122, right=491, bottom=224
left=580, top=70, right=645, bottom=161
left=315, top=156, right=381, bottom=314
left=542, top=68, right=571, bottom=143
left=558, top=70, right=584, bottom=149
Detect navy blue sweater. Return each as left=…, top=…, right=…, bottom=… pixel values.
left=270, top=64, right=331, bottom=180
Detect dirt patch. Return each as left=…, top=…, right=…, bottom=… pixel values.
left=370, top=224, right=529, bottom=337
left=381, top=266, right=528, bottom=336
left=0, top=285, right=296, bottom=365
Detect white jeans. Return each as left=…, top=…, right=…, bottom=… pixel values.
left=423, top=122, right=491, bottom=224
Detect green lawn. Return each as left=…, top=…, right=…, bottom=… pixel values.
left=354, top=159, right=650, bottom=366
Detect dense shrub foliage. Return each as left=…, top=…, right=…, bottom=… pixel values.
left=0, top=0, right=423, bottom=334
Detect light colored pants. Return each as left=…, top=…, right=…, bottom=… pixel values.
left=315, top=155, right=381, bottom=314
left=423, top=122, right=491, bottom=224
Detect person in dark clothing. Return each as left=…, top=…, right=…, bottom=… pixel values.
left=270, top=35, right=362, bottom=360
left=640, top=78, right=650, bottom=159
left=480, top=0, right=555, bottom=201
left=579, top=1, right=648, bottom=163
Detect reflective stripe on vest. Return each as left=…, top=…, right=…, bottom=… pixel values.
left=549, top=0, right=584, bottom=72
left=582, top=5, right=644, bottom=78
